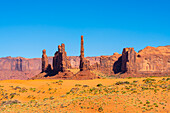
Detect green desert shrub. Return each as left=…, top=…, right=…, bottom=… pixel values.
left=98, top=107, right=103, bottom=112
left=97, top=84, right=103, bottom=87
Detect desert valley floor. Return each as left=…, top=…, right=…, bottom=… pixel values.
left=0, top=76, right=169, bottom=113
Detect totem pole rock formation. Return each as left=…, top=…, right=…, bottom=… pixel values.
left=79, top=35, right=90, bottom=71
left=42, top=49, right=49, bottom=72
left=80, top=35, right=84, bottom=71
left=121, top=48, right=137, bottom=74
left=74, top=35, right=99, bottom=80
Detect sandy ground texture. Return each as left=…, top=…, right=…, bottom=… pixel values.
left=0, top=77, right=169, bottom=113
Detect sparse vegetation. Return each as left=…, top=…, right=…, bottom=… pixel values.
left=0, top=77, right=169, bottom=112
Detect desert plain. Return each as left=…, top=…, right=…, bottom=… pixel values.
left=0, top=75, right=169, bottom=113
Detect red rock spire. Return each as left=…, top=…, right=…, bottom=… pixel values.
left=80, top=35, right=84, bottom=58
left=42, top=49, right=48, bottom=72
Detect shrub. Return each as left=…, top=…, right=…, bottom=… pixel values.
left=48, top=88, right=52, bottom=91
left=122, top=91, right=126, bottom=94
left=30, top=88, right=36, bottom=92
left=97, top=84, right=103, bottom=87
left=43, top=98, right=49, bottom=101
left=19, top=87, right=27, bottom=93
left=98, top=107, right=103, bottom=112
left=66, top=92, right=70, bottom=95
left=143, top=78, right=156, bottom=83
left=75, top=84, right=81, bottom=87
left=125, top=86, right=130, bottom=90
left=115, top=81, right=129, bottom=85
left=146, top=100, right=150, bottom=104
left=50, top=96, right=54, bottom=100
left=133, top=80, right=138, bottom=83
left=132, top=91, right=137, bottom=93
left=59, top=80, right=63, bottom=83
left=154, top=103, right=158, bottom=107
left=1, top=100, right=20, bottom=106
left=10, top=93, right=17, bottom=99
left=70, top=88, right=79, bottom=93
left=166, top=78, right=170, bottom=81
left=83, top=85, right=89, bottom=87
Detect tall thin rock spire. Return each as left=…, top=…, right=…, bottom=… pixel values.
left=80, top=35, right=84, bottom=58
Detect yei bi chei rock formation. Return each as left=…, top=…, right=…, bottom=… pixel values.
left=31, top=35, right=99, bottom=80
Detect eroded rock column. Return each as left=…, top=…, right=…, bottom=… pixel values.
left=53, top=43, right=71, bottom=73
left=80, top=35, right=90, bottom=71
left=42, top=49, right=48, bottom=72
left=80, top=35, right=84, bottom=71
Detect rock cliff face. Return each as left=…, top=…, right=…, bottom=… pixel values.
left=69, top=56, right=100, bottom=68
left=95, top=46, right=170, bottom=77
left=0, top=56, right=42, bottom=71
left=0, top=56, right=42, bottom=80
left=136, top=46, right=170, bottom=73
left=99, top=53, right=122, bottom=75
left=0, top=56, right=99, bottom=72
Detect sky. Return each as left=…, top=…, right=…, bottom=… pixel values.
left=0, top=0, right=170, bottom=58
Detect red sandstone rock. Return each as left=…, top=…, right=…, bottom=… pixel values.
left=0, top=57, right=42, bottom=71
left=74, top=35, right=99, bottom=79
left=93, top=46, right=170, bottom=77
left=136, top=46, right=170, bottom=74
left=42, top=49, right=49, bottom=72
left=99, top=54, right=122, bottom=75
left=69, top=56, right=100, bottom=69
left=53, top=44, right=71, bottom=73
left=0, top=45, right=169, bottom=80
left=121, top=48, right=137, bottom=74
left=0, top=56, right=100, bottom=80
left=31, top=43, right=74, bottom=80
left=79, top=35, right=90, bottom=71
left=74, top=70, right=99, bottom=80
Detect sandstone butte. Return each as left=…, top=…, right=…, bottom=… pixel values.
left=0, top=36, right=169, bottom=80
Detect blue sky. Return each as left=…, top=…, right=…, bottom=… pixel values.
left=0, top=0, right=169, bottom=58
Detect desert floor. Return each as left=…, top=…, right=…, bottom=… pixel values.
left=0, top=77, right=169, bottom=113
